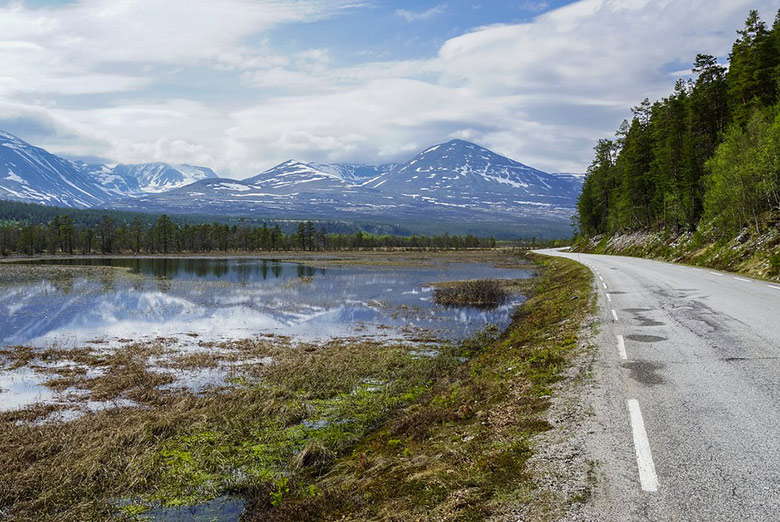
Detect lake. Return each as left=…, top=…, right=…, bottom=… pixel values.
left=2, top=257, right=531, bottom=349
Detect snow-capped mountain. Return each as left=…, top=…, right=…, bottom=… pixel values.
left=365, top=140, right=580, bottom=211
left=307, top=162, right=399, bottom=185
left=126, top=161, right=414, bottom=219
left=0, top=131, right=583, bottom=236
left=0, top=131, right=113, bottom=208
left=0, top=130, right=220, bottom=206
left=119, top=140, right=582, bottom=231
left=109, top=162, right=218, bottom=193
left=78, top=162, right=141, bottom=196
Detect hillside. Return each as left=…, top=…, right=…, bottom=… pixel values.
left=575, top=10, right=780, bottom=270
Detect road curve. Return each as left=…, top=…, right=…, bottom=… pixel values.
left=535, top=249, right=780, bottom=521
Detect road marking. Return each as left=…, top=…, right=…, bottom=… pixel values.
left=598, top=275, right=604, bottom=282
left=768, top=284, right=780, bottom=291
left=603, top=282, right=608, bottom=289
left=612, top=309, right=619, bottom=322
left=627, top=399, right=659, bottom=492
left=734, top=277, right=751, bottom=282
left=617, top=334, right=627, bottom=359
left=710, top=271, right=723, bottom=276
left=606, top=293, right=612, bottom=302
left=690, top=267, right=701, bottom=272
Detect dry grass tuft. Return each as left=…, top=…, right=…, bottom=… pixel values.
left=433, top=279, right=511, bottom=308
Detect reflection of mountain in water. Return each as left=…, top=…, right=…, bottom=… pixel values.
left=2, top=259, right=530, bottom=348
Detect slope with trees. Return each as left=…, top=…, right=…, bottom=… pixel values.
left=575, top=9, right=780, bottom=278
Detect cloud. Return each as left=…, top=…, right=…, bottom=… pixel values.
left=0, top=0, right=363, bottom=95
left=1, top=0, right=778, bottom=178
left=519, top=2, right=549, bottom=12
left=396, top=4, right=447, bottom=22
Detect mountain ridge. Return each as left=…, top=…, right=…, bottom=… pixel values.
left=0, top=130, right=582, bottom=236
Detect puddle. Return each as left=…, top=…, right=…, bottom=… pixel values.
left=0, top=367, right=56, bottom=411
left=622, top=308, right=665, bottom=327
left=621, top=361, right=665, bottom=385
left=141, top=496, right=244, bottom=521
left=626, top=334, right=667, bottom=343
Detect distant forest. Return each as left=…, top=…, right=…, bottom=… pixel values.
left=577, top=9, right=780, bottom=238
left=0, top=211, right=504, bottom=255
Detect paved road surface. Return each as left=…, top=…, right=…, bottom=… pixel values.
left=535, top=249, right=780, bottom=521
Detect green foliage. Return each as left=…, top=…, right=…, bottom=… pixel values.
left=704, top=106, right=780, bottom=235
left=270, top=475, right=289, bottom=507
left=577, top=9, right=780, bottom=239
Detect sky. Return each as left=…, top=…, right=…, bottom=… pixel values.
left=0, top=0, right=778, bottom=178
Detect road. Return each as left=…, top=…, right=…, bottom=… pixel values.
left=535, top=249, right=780, bottom=521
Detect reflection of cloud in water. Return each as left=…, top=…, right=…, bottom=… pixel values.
left=1, top=260, right=531, bottom=349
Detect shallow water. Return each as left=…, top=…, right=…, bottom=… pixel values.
left=0, top=258, right=530, bottom=413
left=2, top=258, right=530, bottom=348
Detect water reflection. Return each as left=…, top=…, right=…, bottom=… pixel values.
left=2, top=258, right=531, bottom=349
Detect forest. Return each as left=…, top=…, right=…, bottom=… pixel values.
left=576, top=9, right=780, bottom=238
left=0, top=212, right=512, bottom=255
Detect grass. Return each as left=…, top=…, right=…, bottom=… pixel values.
left=433, top=279, right=512, bottom=309
left=0, top=251, right=590, bottom=521
left=240, top=254, right=593, bottom=521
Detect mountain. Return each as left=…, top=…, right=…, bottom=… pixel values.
left=365, top=140, right=580, bottom=211
left=0, top=131, right=583, bottom=236
left=81, top=162, right=218, bottom=195
left=0, top=130, right=219, bottom=207
left=124, top=162, right=417, bottom=220
left=307, top=162, right=399, bottom=185
left=109, top=163, right=218, bottom=193
left=117, top=140, right=582, bottom=235
left=0, top=131, right=113, bottom=208
left=78, top=162, right=140, bottom=197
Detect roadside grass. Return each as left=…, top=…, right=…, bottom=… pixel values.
left=243, top=254, right=592, bottom=521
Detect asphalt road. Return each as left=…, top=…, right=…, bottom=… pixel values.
left=535, top=249, right=780, bottom=521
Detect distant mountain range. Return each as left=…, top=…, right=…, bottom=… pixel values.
left=0, top=130, right=583, bottom=237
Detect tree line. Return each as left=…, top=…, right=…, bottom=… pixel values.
left=577, top=9, right=780, bottom=238
left=0, top=213, right=505, bottom=255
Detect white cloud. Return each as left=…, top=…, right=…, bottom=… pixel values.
left=0, top=0, right=362, bottom=95
left=396, top=4, right=447, bottom=22
left=520, top=2, right=550, bottom=12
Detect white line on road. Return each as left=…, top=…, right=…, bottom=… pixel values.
left=612, top=309, right=619, bottom=322
left=617, top=334, right=627, bottom=359
left=606, top=293, right=612, bottom=302
left=603, top=282, right=608, bottom=289
left=599, top=275, right=604, bottom=281
left=627, top=399, right=659, bottom=492
left=734, top=277, right=751, bottom=282
left=710, top=271, right=723, bottom=276
left=768, top=284, right=780, bottom=291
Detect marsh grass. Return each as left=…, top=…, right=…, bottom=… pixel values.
left=0, top=333, right=476, bottom=520
left=433, top=279, right=512, bottom=308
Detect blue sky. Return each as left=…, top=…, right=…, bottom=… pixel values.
left=0, top=0, right=777, bottom=177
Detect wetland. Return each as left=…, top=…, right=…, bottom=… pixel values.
left=0, top=250, right=536, bottom=520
